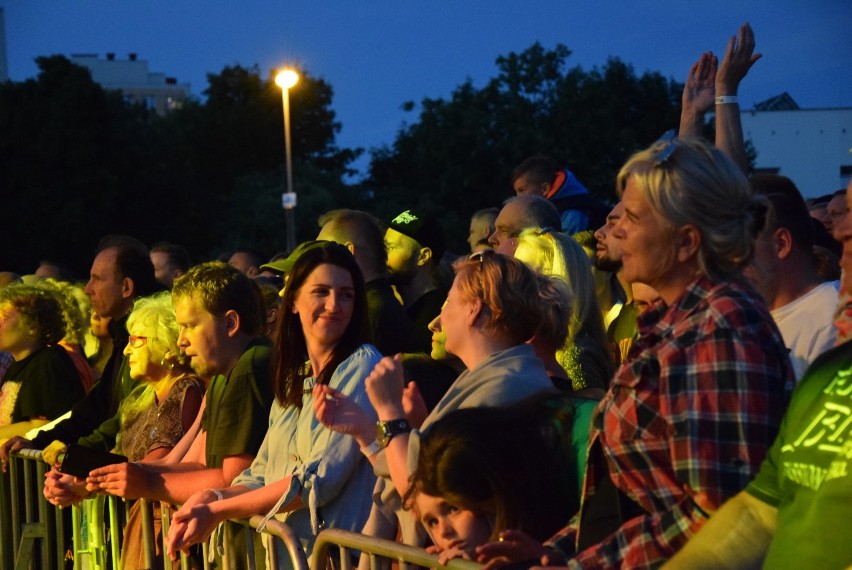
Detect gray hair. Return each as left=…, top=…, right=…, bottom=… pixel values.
left=617, top=138, right=757, bottom=277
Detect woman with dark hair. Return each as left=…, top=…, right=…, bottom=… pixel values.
left=0, top=284, right=84, bottom=439
left=314, top=251, right=568, bottom=547
left=165, top=241, right=383, bottom=563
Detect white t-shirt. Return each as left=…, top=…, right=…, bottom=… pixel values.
left=771, top=280, right=839, bottom=381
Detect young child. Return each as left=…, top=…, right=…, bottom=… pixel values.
left=404, top=393, right=584, bottom=565
left=412, top=488, right=492, bottom=564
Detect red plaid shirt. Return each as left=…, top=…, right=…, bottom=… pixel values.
left=547, top=274, right=793, bottom=568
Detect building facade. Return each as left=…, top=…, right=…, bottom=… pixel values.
left=741, top=94, right=852, bottom=197
left=70, top=52, right=190, bottom=116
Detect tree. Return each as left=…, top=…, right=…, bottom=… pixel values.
left=0, top=56, right=155, bottom=275
left=160, top=64, right=359, bottom=258
left=0, top=59, right=357, bottom=274
left=364, top=43, right=683, bottom=251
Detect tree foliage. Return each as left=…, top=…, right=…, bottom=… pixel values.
left=0, top=58, right=356, bottom=275
left=1, top=44, right=690, bottom=273
left=364, top=43, right=684, bottom=249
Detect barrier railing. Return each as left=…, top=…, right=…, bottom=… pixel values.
left=1, top=450, right=461, bottom=570
left=0, top=449, right=66, bottom=570
left=311, top=528, right=481, bottom=570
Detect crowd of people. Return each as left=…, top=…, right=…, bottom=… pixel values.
left=0, top=22, right=850, bottom=569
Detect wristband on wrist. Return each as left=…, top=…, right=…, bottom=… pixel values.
left=206, top=488, right=224, bottom=502
left=715, top=95, right=738, bottom=105
left=360, top=440, right=382, bottom=457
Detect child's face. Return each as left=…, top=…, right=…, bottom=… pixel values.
left=415, top=493, right=491, bottom=554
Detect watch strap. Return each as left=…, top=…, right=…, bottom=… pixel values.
left=376, top=418, right=412, bottom=448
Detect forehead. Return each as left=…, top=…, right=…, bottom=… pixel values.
left=608, top=201, right=625, bottom=219
left=385, top=228, right=416, bottom=247
left=150, top=251, right=169, bottom=266
left=471, top=215, right=491, bottom=230
left=513, top=174, right=535, bottom=190
left=91, top=248, right=119, bottom=275
left=495, top=202, right=523, bottom=231
left=128, top=320, right=151, bottom=335
left=174, top=294, right=212, bottom=320
left=300, top=263, right=354, bottom=289
left=413, top=492, right=443, bottom=514
left=621, top=178, right=652, bottom=213
left=829, top=194, right=849, bottom=211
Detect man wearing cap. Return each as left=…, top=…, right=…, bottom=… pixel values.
left=385, top=209, right=449, bottom=352
left=316, top=210, right=419, bottom=356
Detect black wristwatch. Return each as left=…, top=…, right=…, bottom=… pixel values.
left=375, top=418, right=411, bottom=448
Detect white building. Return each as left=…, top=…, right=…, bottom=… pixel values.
left=70, top=52, right=190, bottom=116
left=741, top=93, right=852, bottom=198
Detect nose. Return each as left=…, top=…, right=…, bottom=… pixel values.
left=594, top=225, right=606, bottom=243
left=487, top=229, right=499, bottom=248
left=428, top=314, right=442, bottom=333
left=84, top=279, right=94, bottom=296
left=177, top=328, right=188, bottom=350
left=611, top=217, right=626, bottom=240
left=123, top=342, right=132, bottom=356
left=835, top=211, right=852, bottom=242
left=326, top=291, right=341, bottom=313
left=436, top=517, right=455, bottom=539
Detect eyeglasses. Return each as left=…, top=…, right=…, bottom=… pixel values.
left=127, top=335, right=148, bottom=349
left=653, top=129, right=678, bottom=167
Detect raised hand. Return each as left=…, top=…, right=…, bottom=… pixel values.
left=717, top=22, right=761, bottom=95
left=682, top=51, right=718, bottom=115
left=402, top=381, right=428, bottom=429
left=365, top=354, right=406, bottom=419
left=312, top=384, right=373, bottom=441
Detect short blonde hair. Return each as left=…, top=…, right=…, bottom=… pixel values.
left=617, top=137, right=757, bottom=277
left=453, top=252, right=571, bottom=347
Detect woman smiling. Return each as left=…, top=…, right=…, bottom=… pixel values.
left=165, top=241, right=382, bottom=564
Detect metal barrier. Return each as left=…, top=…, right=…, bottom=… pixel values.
left=1, top=450, right=444, bottom=570
left=311, top=528, right=481, bottom=570
left=0, top=449, right=66, bottom=570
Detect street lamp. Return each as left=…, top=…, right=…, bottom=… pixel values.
left=275, top=68, right=299, bottom=252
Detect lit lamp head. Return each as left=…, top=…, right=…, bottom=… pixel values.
left=275, top=69, right=299, bottom=90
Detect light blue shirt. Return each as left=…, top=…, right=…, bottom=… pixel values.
left=232, top=344, right=382, bottom=565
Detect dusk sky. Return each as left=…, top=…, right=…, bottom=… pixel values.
left=4, top=1, right=850, bottom=177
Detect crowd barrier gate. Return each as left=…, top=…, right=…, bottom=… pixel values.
left=1, top=451, right=479, bottom=570
left=0, top=451, right=308, bottom=570
left=311, top=528, right=481, bottom=570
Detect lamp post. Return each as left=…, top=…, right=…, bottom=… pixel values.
left=275, top=68, right=299, bottom=252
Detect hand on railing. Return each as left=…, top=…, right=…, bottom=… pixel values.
left=166, top=488, right=223, bottom=560
left=0, top=436, right=35, bottom=470
left=428, top=544, right=477, bottom=566
left=43, top=467, right=89, bottom=507
left=86, top=461, right=151, bottom=499
left=475, top=530, right=560, bottom=570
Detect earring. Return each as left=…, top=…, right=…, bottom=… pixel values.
left=160, top=351, right=176, bottom=371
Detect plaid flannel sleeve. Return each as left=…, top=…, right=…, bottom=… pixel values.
left=564, top=322, right=786, bottom=568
